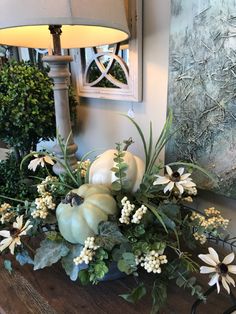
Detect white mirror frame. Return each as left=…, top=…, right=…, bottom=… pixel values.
left=70, top=0, right=142, bottom=102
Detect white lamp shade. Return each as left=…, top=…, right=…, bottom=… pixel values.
left=0, top=0, right=129, bottom=48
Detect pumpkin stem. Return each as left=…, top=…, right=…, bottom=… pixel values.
left=123, top=137, right=134, bottom=151
left=62, top=192, right=83, bottom=206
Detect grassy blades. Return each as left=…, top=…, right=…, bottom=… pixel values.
left=146, top=111, right=173, bottom=175
left=57, top=132, right=79, bottom=187
left=122, top=111, right=174, bottom=176
left=121, top=114, right=149, bottom=169
left=147, top=121, right=153, bottom=171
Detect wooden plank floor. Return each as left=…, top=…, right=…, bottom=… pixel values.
left=0, top=258, right=234, bottom=314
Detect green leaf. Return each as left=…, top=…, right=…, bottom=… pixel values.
left=111, top=181, right=122, bottom=191
left=117, top=252, right=137, bottom=275
left=111, top=167, right=119, bottom=172
left=145, top=203, right=168, bottom=233
left=46, top=231, right=64, bottom=242
left=4, top=260, right=13, bottom=274
left=120, top=283, right=147, bottom=304
left=61, top=244, right=84, bottom=281
left=119, top=163, right=129, bottom=170
left=78, top=269, right=90, bottom=285
left=97, top=221, right=127, bottom=251
left=158, top=203, right=180, bottom=219
left=151, top=280, right=167, bottom=314
left=93, top=261, right=109, bottom=279
left=159, top=211, right=176, bottom=230
left=112, top=242, right=132, bottom=261
left=34, top=239, right=69, bottom=270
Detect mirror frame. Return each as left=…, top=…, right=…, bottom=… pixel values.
left=70, top=0, right=142, bottom=102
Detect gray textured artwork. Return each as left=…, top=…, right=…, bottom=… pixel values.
left=166, top=0, right=236, bottom=198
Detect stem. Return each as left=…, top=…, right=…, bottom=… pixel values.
left=0, top=195, right=25, bottom=204
left=13, top=147, right=21, bottom=163
left=123, top=137, right=134, bottom=151
left=21, top=239, right=36, bottom=255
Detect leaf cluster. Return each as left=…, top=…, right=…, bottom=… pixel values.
left=111, top=143, right=129, bottom=192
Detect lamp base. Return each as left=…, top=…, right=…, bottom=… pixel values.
left=43, top=55, right=78, bottom=175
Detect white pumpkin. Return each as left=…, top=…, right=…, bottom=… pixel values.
left=56, top=184, right=117, bottom=244
left=89, top=149, right=145, bottom=192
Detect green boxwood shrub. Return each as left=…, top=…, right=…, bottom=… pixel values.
left=0, top=61, right=55, bottom=158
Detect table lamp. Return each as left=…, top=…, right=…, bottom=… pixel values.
left=0, top=0, right=129, bottom=174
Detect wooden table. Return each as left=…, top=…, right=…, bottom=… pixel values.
left=0, top=258, right=234, bottom=314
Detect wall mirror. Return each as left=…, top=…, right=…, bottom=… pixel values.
left=70, top=0, right=142, bottom=102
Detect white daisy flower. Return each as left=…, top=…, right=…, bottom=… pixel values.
left=0, top=215, right=33, bottom=255
left=153, top=165, right=196, bottom=194
left=28, top=154, right=54, bottom=172
left=199, top=247, right=236, bottom=294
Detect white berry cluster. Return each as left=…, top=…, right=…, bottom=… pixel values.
left=119, top=197, right=135, bottom=224
left=182, top=196, right=193, bottom=203
left=73, top=237, right=99, bottom=265
left=193, top=232, right=207, bottom=244
left=76, top=159, right=91, bottom=178
left=136, top=250, right=168, bottom=274
left=32, top=193, right=56, bottom=219
left=32, top=176, right=58, bottom=219
left=37, top=176, right=58, bottom=194
left=0, top=203, right=11, bottom=213
left=0, top=203, right=15, bottom=224
left=119, top=197, right=147, bottom=225
left=191, top=207, right=229, bottom=229
left=131, top=205, right=148, bottom=224
left=191, top=207, right=229, bottom=245
left=186, top=187, right=198, bottom=196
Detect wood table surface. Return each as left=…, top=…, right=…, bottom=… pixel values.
left=0, top=258, right=234, bottom=314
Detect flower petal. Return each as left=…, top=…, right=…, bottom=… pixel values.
left=164, top=181, right=174, bottom=193
left=200, top=266, right=216, bottom=274
left=9, top=240, right=17, bottom=255
left=225, top=274, right=235, bottom=287
left=208, top=247, right=220, bottom=264
left=222, top=276, right=230, bottom=294
left=0, top=230, right=11, bottom=238
left=0, top=237, right=12, bottom=252
left=13, top=215, right=24, bottom=230
left=153, top=176, right=170, bottom=185
left=198, top=253, right=217, bottom=266
left=222, top=252, right=235, bottom=265
left=28, top=158, right=40, bottom=172
left=177, top=167, right=185, bottom=176
left=175, top=182, right=184, bottom=194
left=180, top=173, right=191, bottom=180
left=44, top=156, right=54, bottom=166
left=166, top=165, right=173, bottom=176
left=208, top=273, right=219, bottom=287
left=181, top=181, right=196, bottom=188
left=228, top=265, right=236, bottom=274
left=20, top=224, right=33, bottom=236
left=216, top=280, right=220, bottom=293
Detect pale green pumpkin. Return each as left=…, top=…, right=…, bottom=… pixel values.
left=89, top=149, right=145, bottom=192
left=56, top=184, right=117, bottom=244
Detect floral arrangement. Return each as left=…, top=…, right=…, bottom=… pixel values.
left=0, top=113, right=233, bottom=313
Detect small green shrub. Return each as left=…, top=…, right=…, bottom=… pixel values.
left=0, top=153, right=35, bottom=200
left=0, top=61, right=55, bottom=158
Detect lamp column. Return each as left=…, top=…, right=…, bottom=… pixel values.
left=43, top=25, right=78, bottom=175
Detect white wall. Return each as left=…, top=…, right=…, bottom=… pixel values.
left=75, top=0, right=170, bottom=162
left=75, top=0, right=236, bottom=233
